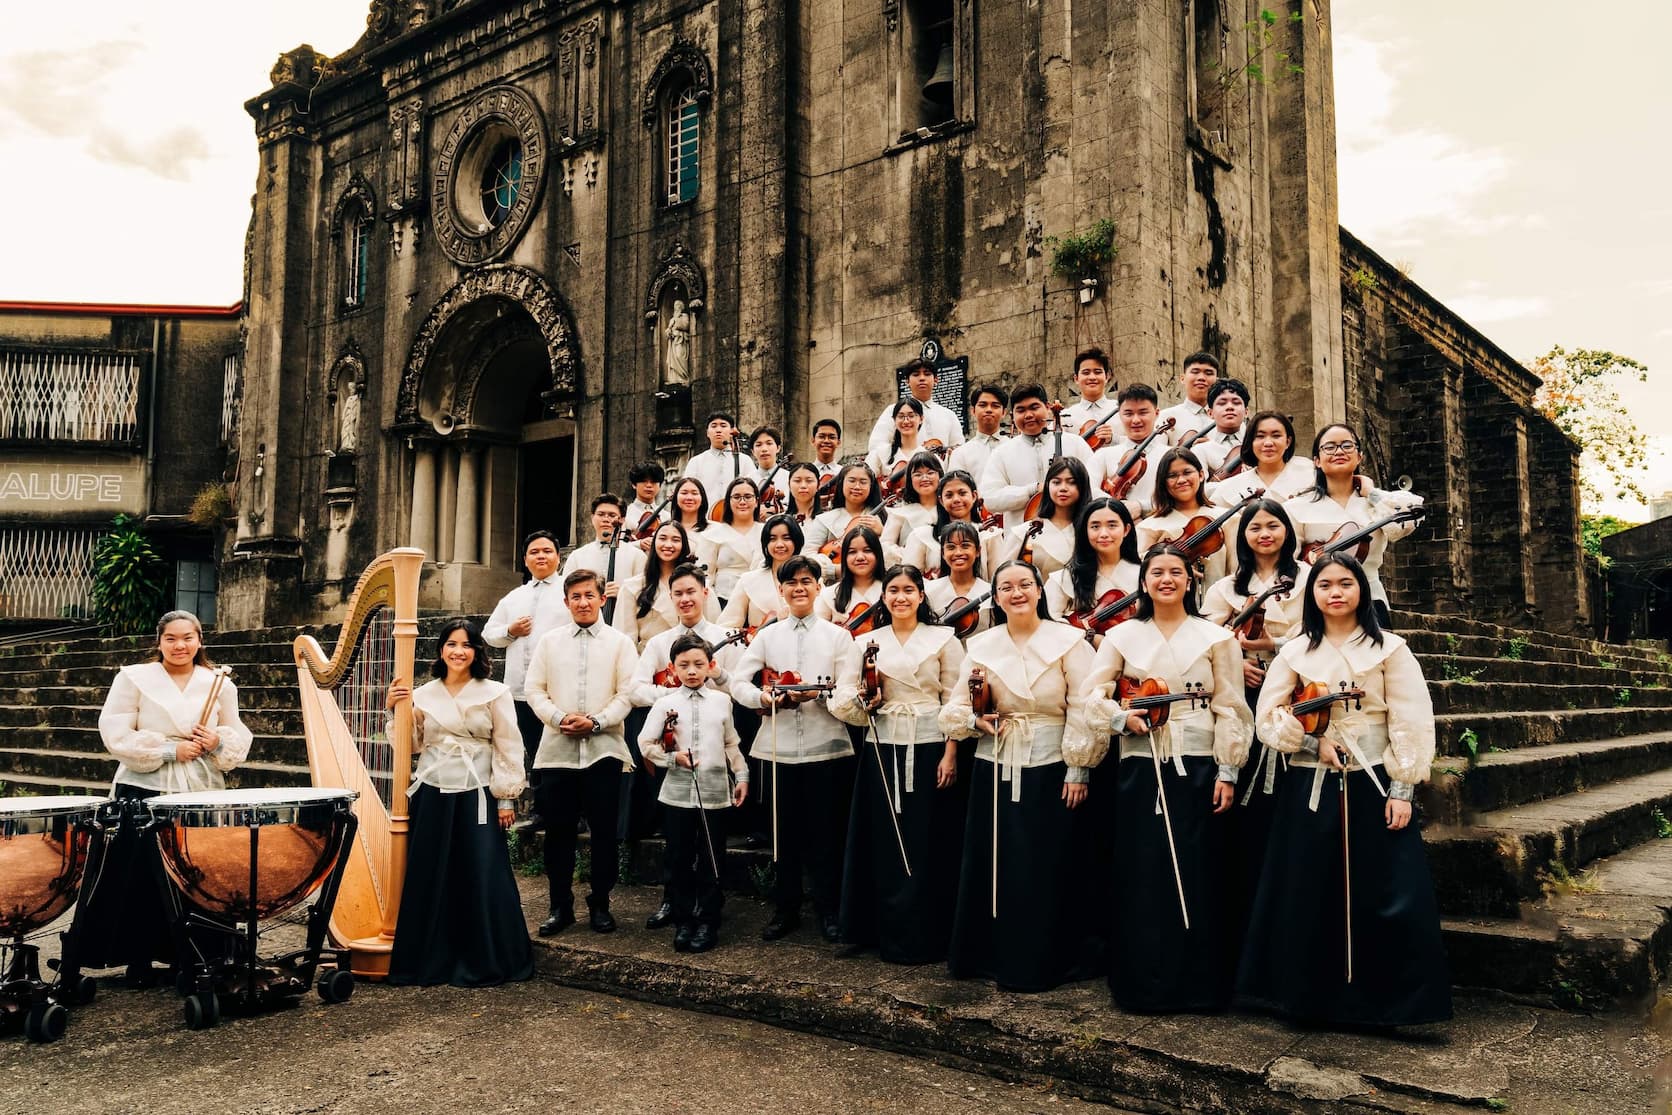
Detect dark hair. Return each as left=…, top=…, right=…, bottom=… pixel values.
left=1239, top=410, right=1297, bottom=469
left=627, top=460, right=666, bottom=485
left=889, top=397, right=926, bottom=459
left=784, top=463, right=823, bottom=518
left=590, top=492, right=624, bottom=514
left=1232, top=499, right=1301, bottom=596
left=935, top=520, right=986, bottom=580
left=1009, top=382, right=1048, bottom=409
left=902, top=357, right=937, bottom=378
left=637, top=521, right=699, bottom=618
left=968, top=382, right=1008, bottom=408
left=878, top=564, right=937, bottom=627
left=669, top=562, right=709, bottom=589
left=704, top=411, right=737, bottom=428
left=1206, top=377, right=1249, bottom=407
left=812, top=417, right=843, bottom=438
left=670, top=475, right=711, bottom=530
left=1149, top=448, right=1206, bottom=516
left=1133, top=544, right=1202, bottom=620
left=988, top=559, right=1053, bottom=623
left=750, top=425, right=783, bottom=451
left=1300, top=553, right=1385, bottom=650
left=1116, top=382, right=1159, bottom=408
left=903, top=450, right=944, bottom=506
left=1306, top=421, right=1363, bottom=501
left=668, top=631, right=713, bottom=665
left=1043, top=456, right=1093, bottom=524
left=1181, top=351, right=1222, bottom=375
left=777, top=554, right=822, bottom=584
left=758, top=512, right=805, bottom=568
left=833, top=526, right=884, bottom=613
left=932, top=468, right=980, bottom=533
left=833, top=462, right=882, bottom=511
left=563, top=568, right=604, bottom=595
left=428, top=618, right=492, bottom=680
left=718, top=476, right=760, bottom=526
left=1068, top=498, right=1139, bottom=612
left=152, top=610, right=214, bottom=668
left=1073, top=346, right=1111, bottom=377
left=523, top=529, right=559, bottom=553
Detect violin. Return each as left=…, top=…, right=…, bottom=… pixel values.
left=815, top=471, right=840, bottom=512
left=1021, top=402, right=1066, bottom=521
left=1079, top=418, right=1114, bottom=452
left=1014, top=518, right=1046, bottom=565
left=627, top=494, right=677, bottom=540
left=1208, top=442, right=1246, bottom=482
left=970, top=496, right=1004, bottom=532
left=1101, top=417, right=1177, bottom=500
left=860, top=642, right=883, bottom=706
left=761, top=668, right=837, bottom=704
left=1297, top=508, right=1425, bottom=564
left=1116, top=677, right=1209, bottom=729
left=1288, top=680, right=1366, bottom=736
left=935, top=591, right=990, bottom=639
left=968, top=666, right=995, bottom=719
left=1064, top=587, right=1142, bottom=637
left=819, top=504, right=888, bottom=562
left=1225, top=577, right=1295, bottom=643
left=658, top=709, right=680, bottom=753
left=844, top=597, right=886, bottom=636
left=1177, top=425, right=1210, bottom=450
left=1153, top=488, right=1265, bottom=562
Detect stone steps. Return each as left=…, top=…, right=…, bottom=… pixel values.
left=0, top=703, right=297, bottom=737
left=5, top=684, right=301, bottom=711
left=1425, top=733, right=1672, bottom=818
left=0, top=747, right=308, bottom=790
left=1401, top=629, right=1668, bottom=672
left=1428, top=680, right=1672, bottom=715
left=0, top=663, right=303, bottom=690
left=0, top=725, right=309, bottom=766
left=1413, top=654, right=1664, bottom=688
left=1394, top=610, right=1670, bottom=666
left=1434, top=706, right=1672, bottom=754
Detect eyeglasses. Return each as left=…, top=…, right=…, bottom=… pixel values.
left=1318, top=441, right=1358, bottom=454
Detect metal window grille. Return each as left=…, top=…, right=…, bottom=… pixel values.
left=0, top=525, right=102, bottom=620
left=345, top=212, right=371, bottom=308
left=0, top=350, right=140, bottom=443
left=220, top=353, right=240, bottom=444
left=666, top=89, right=700, bottom=205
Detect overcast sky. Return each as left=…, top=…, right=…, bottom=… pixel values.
left=2, top=1, right=1666, bottom=509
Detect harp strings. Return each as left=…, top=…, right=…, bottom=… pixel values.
left=336, top=607, right=398, bottom=812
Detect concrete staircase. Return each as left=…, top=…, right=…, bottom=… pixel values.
left=3, top=613, right=1671, bottom=1011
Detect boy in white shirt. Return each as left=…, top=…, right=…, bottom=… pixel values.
left=946, top=383, right=1009, bottom=485
left=1158, top=350, right=1221, bottom=445
left=483, top=530, right=570, bottom=820
left=682, top=412, right=747, bottom=505
left=1191, top=378, right=1250, bottom=477
left=624, top=461, right=666, bottom=531
left=562, top=493, right=648, bottom=624
left=1060, top=346, right=1119, bottom=449
left=1093, top=383, right=1176, bottom=515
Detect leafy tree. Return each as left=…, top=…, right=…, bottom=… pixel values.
left=1529, top=346, right=1651, bottom=505
left=1580, top=514, right=1635, bottom=563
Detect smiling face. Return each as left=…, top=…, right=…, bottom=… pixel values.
left=911, top=464, right=940, bottom=501
left=670, top=574, right=708, bottom=623
left=1251, top=416, right=1291, bottom=465
left=653, top=523, right=685, bottom=564
left=1086, top=506, right=1128, bottom=558
left=1164, top=458, right=1203, bottom=508
left=1313, top=425, right=1362, bottom=477
left=939, top=478, right=974, bottom=520
left=812, top=424, right=841, bottom=462
left=157, top=618, right=201, bottom=668
left=1243, top=509, right=1287, bottom=558
left=1074, top=357, right=1111, bottom=401
left=674, top=479, right=704, bottom=516
left=1143, top=552, right=1191, bottom=607
left=842, top=470, right=873, bottom=509
left=440, top=628, right=476, bottom=678
left=778, top=568, right=820, bottom=616
left=843, top=535, right=878, bottom=580
left=1210, top=391, right=1246, bottom=433
left=940, top=532, right=978, bottom=574
left=994, top=564, right=1042, bottom=618
left=728, top=482, right=758, bottom=521
left=1181, top=362, right=1218, bottom=405
left=1118, top=398, right=1156, bottom=440
left=524, top=536, right=560, bottom=581
left=764, top=523, right=798, bottom=564
left=1312, top=562, right=1362, bottom=618
left=894, top=405, right=923, bottom=438
left=884, top=573, right=922, bottom=620
left=1012, top=396, right=1050, bottom=437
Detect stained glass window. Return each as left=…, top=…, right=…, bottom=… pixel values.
left=666, top=88, right=700, bottom=206
left=481, top=139, right=524, bottom=228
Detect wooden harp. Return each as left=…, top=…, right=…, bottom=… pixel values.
left=293, top=547, right=423, bottom=979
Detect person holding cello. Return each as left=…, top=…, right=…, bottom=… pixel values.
left=1240, top=553, right=1451, bottom=1028
left=802, top=463, right=887, bottom=580
left=923, top=521, right=993, bottom=640
left=977, top=383, right=1101, bottom=516
left=816, top=525, right=885, bottom=628
left=1001, top=456, right=1092, bottom=578
left=1083, top=544, right=1252, bottom=1012
left=880, top=451, right=945, bottom=565
left=939, top=558, right=1100, bottom=992
left=1045, top=496, right=1140, bottom=629
left=830, top=564, right=967, bottom=964
left=1136, top=448, right=1232, bottom=596
left=729, top=556, right=857, bottom=942
left=1060, top=346, right=1119, bottom=450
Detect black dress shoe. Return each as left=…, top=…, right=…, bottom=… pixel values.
left=760, top=913, right=800, bottom=941
left=589, top=906, right=617, bottom=933
left=820, top=915, right=842, bottom=944
left=537, top=909, right=575, bottom=937
left=645, top=902, right=675, bottom=929
left=673, top=924, right=695, bottom=952
left=743, top=833, right=769, bottom=849
left=687, top=924, right=718, bottom=953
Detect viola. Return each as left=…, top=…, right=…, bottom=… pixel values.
left=1297, top=508, right=1425, bottom=564
left=1115, top=677, right=1209, bottom=729
left=1101, top=417, right=1177, bottom=500
left=935, top=591, right=990, bottom=639
left=1153, top=488, right=1265, bottom=562
left=968, top=666, right=995, bottom=719
left=1225, top=577, right=1295, bottom=643
left=1014, top=518, right=1046, bottom=565
left=1079, top=418, right=1114, bottom=452
left=844, top=597, right=886, bottom=636
left=627, top=494, right=677, bottom=540
left=1177, top=425, right=1210, bottom=450
left=1065, top=587, right=1143, bottom=637
left=860, top=642, right=883, bottom=706
left=1289, top=680, right=1366, bottom=736
left=1021, top=401, right=1067, bottom=521
left=657, top=709, right=680, bottom=753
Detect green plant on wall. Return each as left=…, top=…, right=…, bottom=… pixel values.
left=90, top=514, right=168, bottom=635
left=187, top=483, right=233, bottom=528
left=1045, top=218, right=1118, bottom=282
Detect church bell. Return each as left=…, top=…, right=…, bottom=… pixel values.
left=923, top=43, right=954, bottom=99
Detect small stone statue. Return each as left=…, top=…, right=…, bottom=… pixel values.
left=338, top=382, right=361, bottom=454
left=663, top=299, right=692, bottom=386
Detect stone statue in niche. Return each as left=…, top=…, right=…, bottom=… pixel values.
left=663, top=299, right=692, bottom=387
left=338, top=377, right=361, bottom=454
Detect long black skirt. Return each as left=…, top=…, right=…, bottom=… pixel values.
left=948, top=760, right=1094, bottom=992
left=388, top=784, right=534, bottom=988
left=1080, top=758, right=1119, bottom=961
left=1231, top=731, right=1285, bottom=938
left=840, top=739, right=966, bottom=964
left=72, top=785, right=174, bottom=970
left=1110, top=753, right=1236, bottom=1013
left=1237, top=762, right=1452, bottom=1027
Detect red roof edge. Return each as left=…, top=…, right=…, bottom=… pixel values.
left=0, top=300, right=244, bottom=319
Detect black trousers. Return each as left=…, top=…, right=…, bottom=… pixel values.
left=538, top=759, right=621, bottom=913
left=769, top=756, right=855, bottom=919
left=664, top=804, right=724, bottom=928
left=513, top=700, right=544, bottom=791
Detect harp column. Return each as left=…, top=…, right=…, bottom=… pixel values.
left=410, top=444, right=438, bottom=558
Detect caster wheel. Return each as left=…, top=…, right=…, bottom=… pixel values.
left=182, top=992, right=220, bottom=1031
left=58, top=975, right=97, bottom=1007
left=317, top=968, right=355, bottom=1004
left=24, top=1002, right=68, bottom=1044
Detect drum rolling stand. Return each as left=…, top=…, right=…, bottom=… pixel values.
left=143, top=798, right=360, bottom=1031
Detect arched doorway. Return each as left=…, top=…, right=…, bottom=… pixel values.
left=397, top=266, right=581, bottom=612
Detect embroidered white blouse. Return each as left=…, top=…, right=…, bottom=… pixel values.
left=408, top=678, right=526, bottom=812
left=523, top=622, right=639, bottom=771
left=98, top=662, right=253, bottom=793
left=640, top=686, right=748, bottom=809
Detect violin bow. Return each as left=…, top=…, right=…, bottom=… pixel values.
left=861, top=643, right=912, bottom=877
left=1342, top=761, right=1353, bottom=984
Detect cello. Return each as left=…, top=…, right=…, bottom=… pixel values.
left=1101, top=417, right=1176, bottom=501
left=1021, top=401, right=1066, bottom=521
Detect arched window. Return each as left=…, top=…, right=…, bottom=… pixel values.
left=666, top=86, right=701, bottom=206
left=344, top=205, right=372, bottom=309
left=480, top=137, right=524, bottom=228
left=641, top=38, right=713, bottom=210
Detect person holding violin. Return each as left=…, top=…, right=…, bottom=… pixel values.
left=946, top=383, right=1010, bottom=484
left=865, top=397, right=931, bottom=480
left=719, top=512, right=803, bottom=630
left=783, top=460, right=824, bottom=522
left=1045, top=496, right=1140, bottom=628
left=730, top=555, right=857, bottom=942
left=1060, top=346, right=1119, bottom=450
left=749, top=425, right=790, bottom=501
left=817, top=526, right=885, bottom=627
left=664, top=475, right=720, bottom=569
left=1002, top=456, right=1092, bottom=577
left=901, top=468, right=1005, bottom=578
left=830, top=564, right=967, bottom=964
left=681, top=411, right=748, bottom=507
left=625, top=460, right=666, bottom=529
left=638, top=632, right=750, bottom=953
left=1083, top=544, right=1252, bottom=1012
left=977, top=383, right=1101, bottom=516
left=1136, top=448, right=1231, bottom=595
left=1241, top=553, right=1450, bottom=1028
left=923, top=521, right=993, bottom=640
left=864, top=357, right=965, bottom=461
left=810, top=418, right=844, bottom=483
left=1091, top=383, right=1175, bottom=515
left=802, top=463, right=887, bottom=579
left=1205, top=409, right=1315, bottom=507
left=706, top=477, right=765, bottom=605
left=939, top=558, right=1100, bottom=992
left=880, top=451, right=944, bottom=564
left=1188, top=379, right=1250, bottom=478
left=613, top=521, right=719, bottom=651
left=1158, top=351, right=1222, bottom=445
left=1282, top=422, right=1424, bottom=626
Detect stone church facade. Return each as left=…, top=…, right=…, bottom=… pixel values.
left=222, top=0, right=1587, bottom=632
